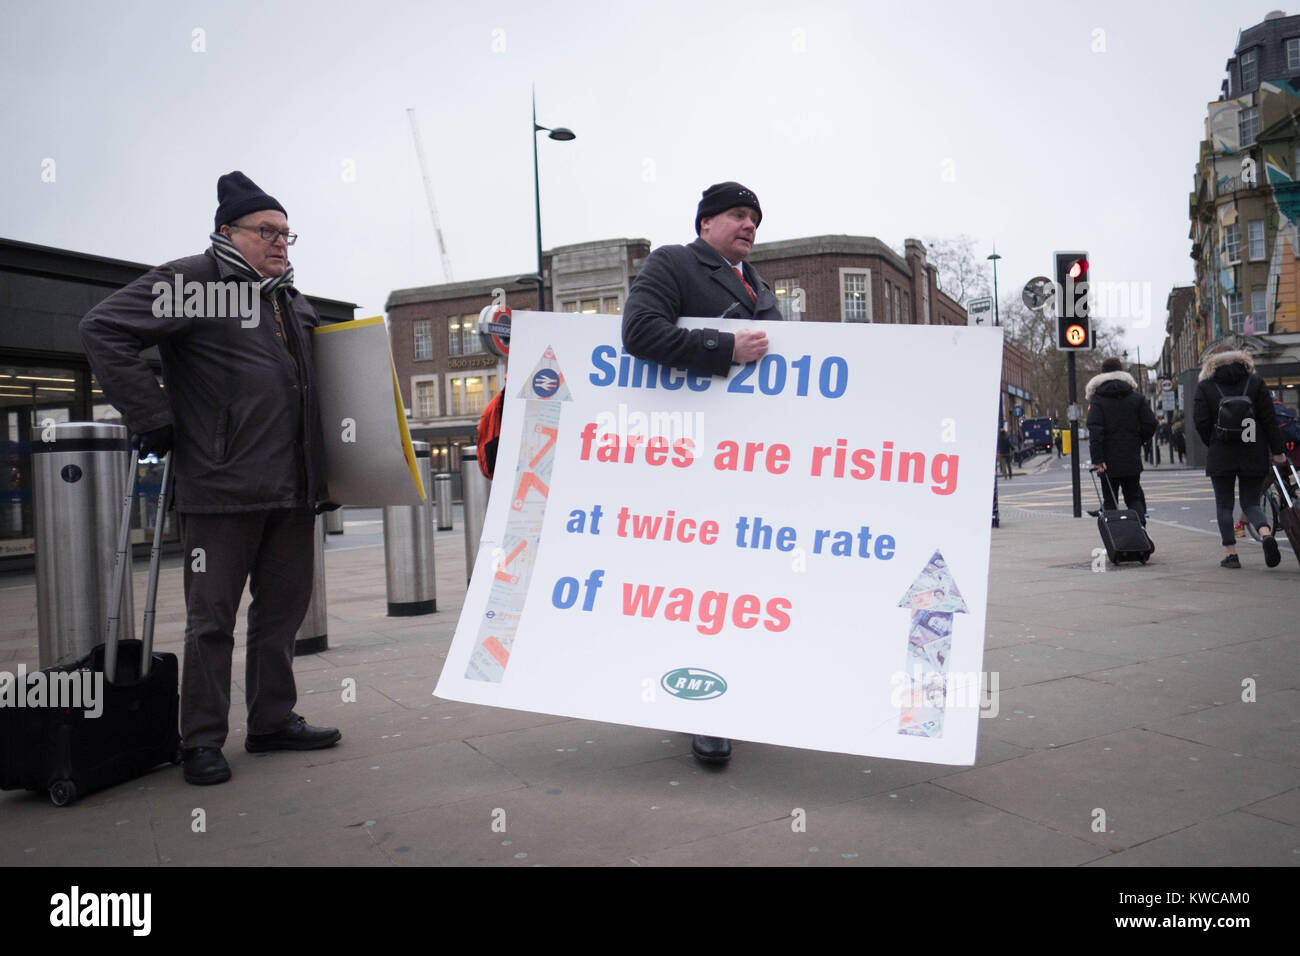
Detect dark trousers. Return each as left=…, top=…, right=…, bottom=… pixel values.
left=1101, top=473, right=1147, bottom=524
left=1210, top=474, right=1267, bottom=546
left=179, top=510, right=315, bottom=749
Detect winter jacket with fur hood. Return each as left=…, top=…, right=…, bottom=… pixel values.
left=1085, top=369, right=1157, bottom=476
left=1191, top=350, right=1284, bottom=477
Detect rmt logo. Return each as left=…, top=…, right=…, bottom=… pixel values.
left=661, top=668, right=727, bottom=701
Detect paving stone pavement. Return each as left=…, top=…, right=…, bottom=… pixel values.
left=0, top=507, right=1296, bottom=867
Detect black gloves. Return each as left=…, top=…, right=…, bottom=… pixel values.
left=135, top=424, right=174, bottom=458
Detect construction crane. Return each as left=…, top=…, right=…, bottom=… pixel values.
left=406, top=108, right=454, bottom=283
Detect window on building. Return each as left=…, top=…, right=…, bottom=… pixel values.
left=1247, top=220, right=1265, bottom=260
left=842, top=272, right=869, bottom=322
left=413, top=320, right=432, bottom=361
left=1227, top=293, right=1244, bottom=333
left=883, top=280, right=893, bottom=323
left=1223, top=223, right=1241, bottom=262
left=1240, top=50, right=1259, bottom=90
left=562, top=297, right=616, bottom=314
left=1250, top=289, right=1267, bottom=329
left=1289, top=38, right=1300, bottom=71
left=449, top=373, right=500, bottom=417
left=465, top=315, right=486, bottom=353
left=414, top=379, right=437, bottom=418
left=1239, top=106, right=1260, bottom=147
left=448, top=316, right=464, bottom=357
left=774, top=278, right=801, bottom=321
left=895, top=287, right=902, bottom=325
left=903, top=291, right=911, bottom=324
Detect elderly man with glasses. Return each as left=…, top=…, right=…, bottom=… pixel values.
left=81, top=171, right=341, bottom=786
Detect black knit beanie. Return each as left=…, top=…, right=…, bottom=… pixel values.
left=214, top=171, right=287, bottom=231
left=695, top=182, right=761, bottom=234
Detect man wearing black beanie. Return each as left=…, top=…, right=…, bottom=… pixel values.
left=623, top=181, right=782, bottom=380
left=621, top=183, right=784, bottom=766
left=81, top=171, right=341, bottom=786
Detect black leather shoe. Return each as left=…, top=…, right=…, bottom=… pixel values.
left=183, top=747, right=231, bottom=785
left=245, top=715, right=341, bottom=753
left=1263, top=534, right=1282, bottom=568
left=691, top=735, right=732, bottom=765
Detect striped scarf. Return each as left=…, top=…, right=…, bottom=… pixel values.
left=209, top=231, right=296, bottom=296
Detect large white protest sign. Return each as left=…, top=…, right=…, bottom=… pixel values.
left=434, top=313, right=1002, bottom=764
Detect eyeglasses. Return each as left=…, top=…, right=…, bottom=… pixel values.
left=229, top=224, right=298, bottom=245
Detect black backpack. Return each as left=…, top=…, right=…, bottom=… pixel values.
left=1213, top=378, right=1254, bottom=443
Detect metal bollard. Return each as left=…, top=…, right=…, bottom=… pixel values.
left=434, top=473, right=453, bottom=531
left=294, top=514, right=329, bottom=654
left=461, top=445, right=490, bottom=583
left=383, top=441, right=436, bottom=615
left=33, top=422, right=134, bottom=668
left=324, top=507, right=344, bottom=535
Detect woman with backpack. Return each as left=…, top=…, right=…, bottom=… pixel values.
left=1192, top=349, right=1289, bottom=569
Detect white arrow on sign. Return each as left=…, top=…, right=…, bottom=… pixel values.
left=896, top=550, right=969, bottom=738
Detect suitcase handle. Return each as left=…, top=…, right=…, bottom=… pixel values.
left=103, top=447, right=139, bottom=685
left=104, top=445, right=173, bottom=685
left=1275, top=463, right=1297, bottom=510
left=1088, top=466, right=1114, bottom=509
left=139, top=452, right=173, bottom=677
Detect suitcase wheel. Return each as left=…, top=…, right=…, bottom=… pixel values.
left=49, top=779, right=77, bottom=807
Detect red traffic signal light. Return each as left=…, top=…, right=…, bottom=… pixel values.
left=1053, top=250, right=1092, bottom=350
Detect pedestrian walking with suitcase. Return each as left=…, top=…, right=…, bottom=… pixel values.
left=1192, top=349, right=1290, bottom=569
left=1085, top=357, right=1157, bottom=524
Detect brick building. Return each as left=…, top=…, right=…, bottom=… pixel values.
left=387, top=233, right=1034, bottom=490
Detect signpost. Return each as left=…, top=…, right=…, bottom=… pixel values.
left=967, top=297, right=994, bottom=327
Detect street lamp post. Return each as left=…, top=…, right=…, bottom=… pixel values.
left=531, top=87, right=575, bottom=312
left=987, top=246, right=1002, bottom=327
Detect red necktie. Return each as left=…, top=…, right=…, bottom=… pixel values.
left=735, top=266, right=757, bottom=304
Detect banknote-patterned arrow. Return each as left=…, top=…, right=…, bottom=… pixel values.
left=895, top=549, right=968, bottom=738
left=465, top=345, right=571, bottom=683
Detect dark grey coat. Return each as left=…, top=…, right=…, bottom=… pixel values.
left=80, top=250, right=328, bottom=513
left=1085, top=370, right=1157, bottom=476
left=1192, top=350, right=1284, bottom=477
left=622, top=237, right=783, bottom=376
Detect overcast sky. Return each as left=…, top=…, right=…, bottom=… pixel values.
left=0, top=0, right=1261, bottom=363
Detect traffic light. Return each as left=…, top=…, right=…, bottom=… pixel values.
left=1053, top=250, right=1092, bottom=350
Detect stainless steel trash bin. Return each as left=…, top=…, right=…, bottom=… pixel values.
left=33, top=422, right=134, bottom=668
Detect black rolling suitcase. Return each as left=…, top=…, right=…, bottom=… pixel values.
left=0, top=450, right=181, bottom=805
left=1091, top=469, right=1155, bottom=565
